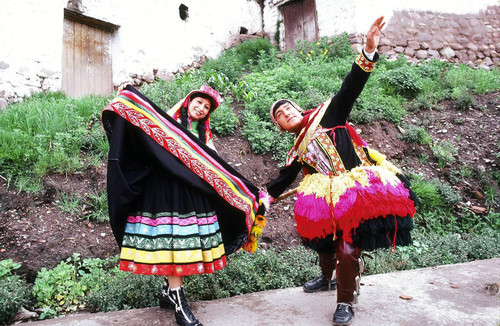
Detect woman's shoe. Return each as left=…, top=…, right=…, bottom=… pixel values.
left=159, top=278, right=175, bottom=309
left=170, top=287, right=203, bottom=326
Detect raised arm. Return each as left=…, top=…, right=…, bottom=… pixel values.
left=321, top=16, right=385, bottom=127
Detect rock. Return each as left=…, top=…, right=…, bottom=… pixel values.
left=440, top=47, right=455, bottom=59
left=484, top=283, right=500, bottom=295
left=143, top=72, right=155, bottom=83
left=428, top=49, right=440, bottom=58
left=399, top=294, right=413, bottom=300
left=415, top=50, right=428, bottom=59
left=470, top=206, right=487, bottom=214
left=472, top=190, right=484, bottom=200
left=13, top=307, right=38, bottom=322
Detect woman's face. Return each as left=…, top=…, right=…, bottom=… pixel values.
left=187, top=96, right=212, bottom=121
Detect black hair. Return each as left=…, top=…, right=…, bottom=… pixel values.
left=190, top=92, right=215, bottom=112
left=272, top=99, right=290, bottom=117
left=180, top=106, right=207, bottom=143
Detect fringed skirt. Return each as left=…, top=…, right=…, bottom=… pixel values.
left=294, top=165, right=416, bottom=251
left=118, top=171, right=226, bottom=276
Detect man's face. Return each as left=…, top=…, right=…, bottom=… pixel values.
left=274, top=102, right=303, bottom=133
left=187, top=96, right=211, bottom=121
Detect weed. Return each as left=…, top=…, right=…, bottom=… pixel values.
left=399, top=124, right=432, bottom=145
left=431, top=141, right=457, bottom=168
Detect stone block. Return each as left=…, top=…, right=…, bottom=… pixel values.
left=415, top=50, right=428, bottom=59
left=417, top=32, right=433, bottom=42
left=450, top=43, right=464, bottom=50
left=394, top=46, right=404, bottom=53
left=428, top=49, right=440, bottom=58
left=407, top=40, right=420, bottom=50
left=440, top=47, right=455, bottom=59
left=0, top=99, right=7, bottom=109
left=404, top=48, right=415, bottom=56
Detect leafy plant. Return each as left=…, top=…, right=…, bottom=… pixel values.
left=210, top=102, right=240, bottom=136
left=241, top=112, right=278, bottom=154
left=378, top=64, right=422, bottom=98
left=399, top=124, right=432, bottom=145
left=431, top=140, right=457, bottom=168
left=450, top=87, right=475, bottom=111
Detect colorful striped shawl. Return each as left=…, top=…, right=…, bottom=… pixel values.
left=101, top=86, right=259, bottom=252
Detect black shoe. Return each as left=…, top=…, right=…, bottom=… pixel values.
left=159, top=278, right=175, bottom=309
left=170, top=287, right=203, bottom=326
left=303, top=276, right=337, bottom=293
left=333, top=303, right=354, bottom=325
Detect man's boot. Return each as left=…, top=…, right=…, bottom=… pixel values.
left=333, top=239, right=362, bottom=325
left=303, top=251, right=337, bottom=292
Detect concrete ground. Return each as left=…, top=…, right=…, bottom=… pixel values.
left=26, top=258, right=500, bottom=326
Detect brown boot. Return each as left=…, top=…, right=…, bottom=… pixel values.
left=334, top=238, right=361, bottom=324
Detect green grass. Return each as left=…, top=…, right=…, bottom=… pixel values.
left=0, top=92, right=110, bottom=191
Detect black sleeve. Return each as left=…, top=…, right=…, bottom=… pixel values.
left=321, top=51, right=379, bottom=128
left=266, top=158, right=303, bottom=199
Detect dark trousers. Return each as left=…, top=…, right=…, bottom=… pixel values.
left=317, top=235, right=362, bottom=304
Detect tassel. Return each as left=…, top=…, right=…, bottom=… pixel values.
left=242, top=214, right=267, bottom=253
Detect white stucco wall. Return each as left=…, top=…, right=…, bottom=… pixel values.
left=0, top=0, right=67, bottom=100
left=78, top=0, right=262, bottom=84
left=0, top=0, right=261, bottom=103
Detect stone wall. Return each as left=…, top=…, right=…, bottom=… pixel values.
left=349, top=6, right=499, bottom=68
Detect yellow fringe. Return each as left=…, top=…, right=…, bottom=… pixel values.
left=297, top=165, right=403, bottom=207
left=366, top=148, right=401, bottom=174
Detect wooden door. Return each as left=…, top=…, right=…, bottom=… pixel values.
left=282, top=0, right=319, bottom=50
left=62, top=10, right=118, bottom=97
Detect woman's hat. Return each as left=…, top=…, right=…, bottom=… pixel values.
left=186, top=85, right=222, bottom=111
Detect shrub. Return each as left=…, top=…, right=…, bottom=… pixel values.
left=378, top=64, right=422, bottom=98
left=184, top=247, right=318, bottom=300
left=431, top=141, right=457, bottom=168
left=0, top=276, right=31, bottom=324
left=0, top=259, right=31, bottom=324
left=84, top=270, right=161, bottom=312
left=410, top=175, right=446, bottom=213
left=210, top=102, right=239, bottom=136
left=450, top=87, right=475, bottom=111
left=32, top=256, right=87, bottom=315
left=364, top=228, right=500, bottom=274
left=399, top=124, right=432, bottom=145
left=241, top=112, right=278, bottom=154
left=295, top=34, right=353, bottom=62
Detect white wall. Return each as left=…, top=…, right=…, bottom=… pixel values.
left=0, top=0, right=67, bottom=100
left=0, top=0, right=261, bottom=103
left=78, top=0, right=262, bottom=84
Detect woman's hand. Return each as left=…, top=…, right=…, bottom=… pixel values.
left=365, top=16, right=385, bottom=53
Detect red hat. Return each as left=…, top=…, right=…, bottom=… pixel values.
left=186, top=85, right=222, bottom=111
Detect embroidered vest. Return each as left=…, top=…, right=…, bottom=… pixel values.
left=298, top=125, right=372, bottom=177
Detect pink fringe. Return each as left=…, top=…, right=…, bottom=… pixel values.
left=294, top=193, right=334, bottom=240
left=292, top=172, right=416, bottom=242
